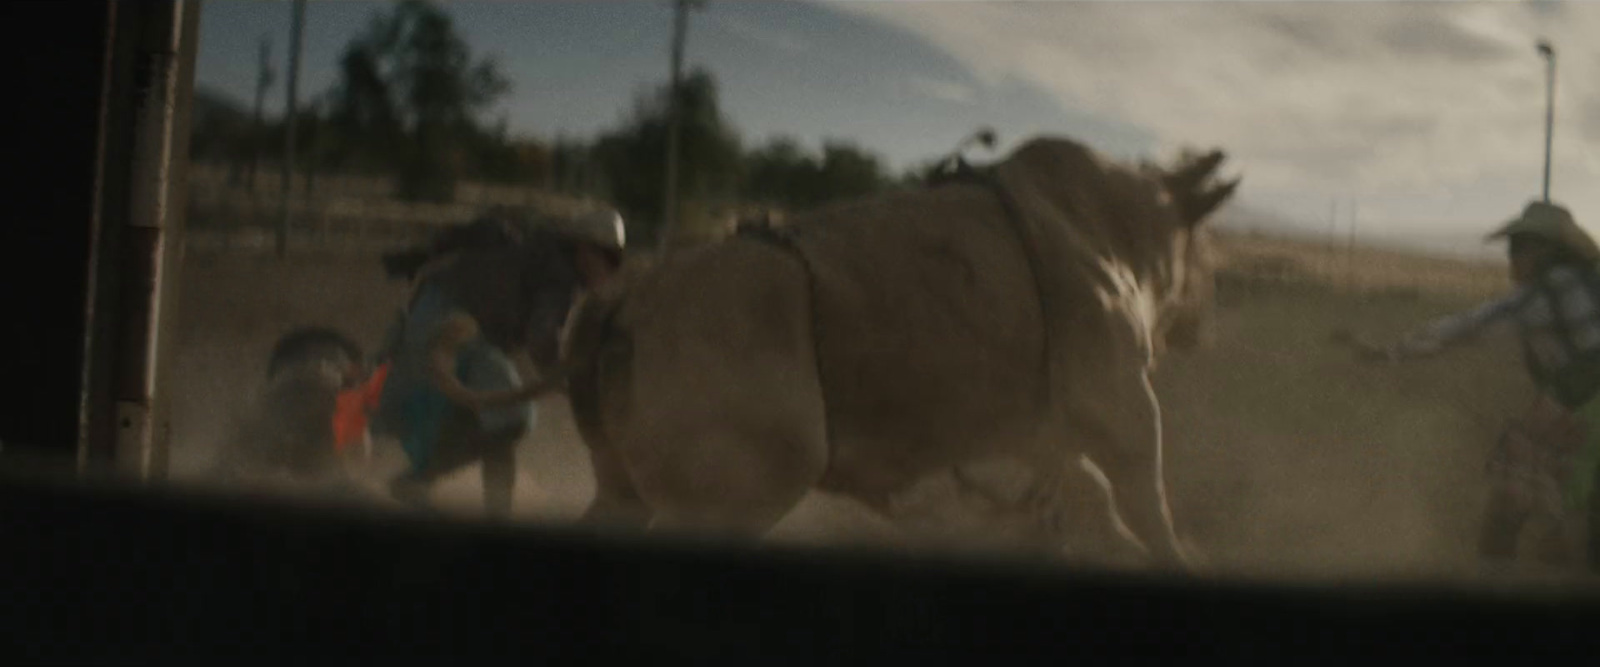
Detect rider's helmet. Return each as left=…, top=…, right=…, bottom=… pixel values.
left=540, top=207, right=626, bottom=252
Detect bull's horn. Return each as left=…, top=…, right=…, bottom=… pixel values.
left=1185, top=176, right=1241, bottom=226
left=1164, top=149, right=1227, bottom=192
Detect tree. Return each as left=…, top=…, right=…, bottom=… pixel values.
left=548, top=137, right=599, bottom=198
left=593, top=68, right=743, bottom=246
left=815, top=140, right=889, bottom=202
left=741, top=136, right=810, bottom=208
left=325, top=33, right=402, bottom=174
left=738, top=137, right=894, bottom=213
left=325, top=0, right=511, bottom=201
left=188, top=86, right=255, bottom=171
left=471, top=127, right=551, bottom=187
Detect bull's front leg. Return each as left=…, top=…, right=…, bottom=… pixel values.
left=1070, top=371, right=1196, bottom=573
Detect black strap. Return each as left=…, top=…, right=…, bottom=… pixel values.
left=975, top=171, right=1057, bottom=412
left=735, top=225, right=835, bottom=447
left=737, top=171, right=1059, bottom=436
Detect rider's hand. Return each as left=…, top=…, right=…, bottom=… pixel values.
left=1356, top=344, right=1398, bottom=364
left=1331, top=329, right=1397, bottom=364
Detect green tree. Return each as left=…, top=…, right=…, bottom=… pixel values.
left=741, top=136, right=812, bottom=209
left=593, top=68, right=743, bottom=246
left=188, top=86, right=255, bottom=178
left=738, top=137, right=894, bottom=212
left=325, top=32, right=402, bottom=174
left=815, top=140, right=889, bottom=203
left=326, top=0, right=511, bottom=201
left=548, top=137, right=600, bottom=198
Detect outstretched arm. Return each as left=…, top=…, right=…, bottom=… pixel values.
left=427, top=313, right=551, bottom=410
left=1378, top=287, right=1531, bottom=362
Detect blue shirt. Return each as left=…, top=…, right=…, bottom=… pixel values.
left=373, top=279, right=536, bottom=470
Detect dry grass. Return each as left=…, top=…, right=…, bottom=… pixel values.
left=163, top=233, right=1588, bottom=587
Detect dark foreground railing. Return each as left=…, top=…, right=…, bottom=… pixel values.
left=3, top=458, right=1600, bottom=661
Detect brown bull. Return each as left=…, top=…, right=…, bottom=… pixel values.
left=561, top=135, right=1239, bottom=572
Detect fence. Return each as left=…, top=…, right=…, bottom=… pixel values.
left=185, top=162, right=604, bottom=254
left=1212, top=230, right=1507, bottom=302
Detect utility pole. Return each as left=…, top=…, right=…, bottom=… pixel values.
left=277, top=0, right=306, bottom=259
left=1347, top=198, right=1358, bottom=290
left=661, top=0, right=703, bottom=253
left=1327, top=199, right=1338, bottom=278
left=1538, top=39, right=1556, bottom=203
left=250, top=38, right=274, bottom=189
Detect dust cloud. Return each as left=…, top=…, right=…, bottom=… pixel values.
left=162, top=239, right=1597, bottom=589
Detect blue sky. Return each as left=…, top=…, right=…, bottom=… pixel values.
left=195, top=1, right=1148, bottom=170
left=196, top=1, right=1600, bottom=260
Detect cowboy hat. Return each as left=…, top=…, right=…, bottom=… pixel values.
left=1486, top=200, right=1600, bottom=263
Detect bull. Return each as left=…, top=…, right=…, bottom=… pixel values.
left=560, top=135, right=1239, bottom=572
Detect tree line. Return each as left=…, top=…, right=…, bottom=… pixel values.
left=191, top=0, right=951, bottom=246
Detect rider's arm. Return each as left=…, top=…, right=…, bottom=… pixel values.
left=1383, top=287, right=1532, bottom=361
left=511, top=347, right=566, bottom=396
left=427, top=313, right=547, bottom=410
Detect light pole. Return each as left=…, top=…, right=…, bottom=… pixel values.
left=662, top=0, right=703, bottom=253
left=250, top=38, right=273, bottom=187
left=1538, top=39, right=1555, bottom=203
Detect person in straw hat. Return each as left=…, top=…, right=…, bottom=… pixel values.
left=362, top=206, right=627, bottom=518
left=1341, top=200, right=1600, bottom=574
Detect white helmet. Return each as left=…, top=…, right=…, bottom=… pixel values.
left=543, top=208, right=626, bottom=251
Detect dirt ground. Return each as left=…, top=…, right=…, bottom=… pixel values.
left=162, top=234, right=1597, bottom=589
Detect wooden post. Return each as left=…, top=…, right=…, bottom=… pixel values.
left=276, top=0, right=305, bottom=259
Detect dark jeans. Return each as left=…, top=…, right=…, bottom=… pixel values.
left=1478, top=488, right=1531, bottom=563
left=390, top=405, right=527, bottom=518
left=1479, top=462, right=1600, bottom=572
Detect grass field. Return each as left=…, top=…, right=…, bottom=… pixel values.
left=162, top=231, right=1589, bottom=587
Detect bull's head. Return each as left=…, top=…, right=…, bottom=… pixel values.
left=1148, top=148, right=1239, bottom=356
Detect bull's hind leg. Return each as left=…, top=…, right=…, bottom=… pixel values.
left=631, top=424, right=829, bottom=540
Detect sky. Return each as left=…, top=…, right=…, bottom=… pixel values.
left=194, top=0, right=1598, bottom=260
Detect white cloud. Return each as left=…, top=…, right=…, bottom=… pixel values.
left=711, top=13, right=810, bottom=55
left=826, top=0, right=1600, bottom=240
left=907, top=75, right=974, bottom=103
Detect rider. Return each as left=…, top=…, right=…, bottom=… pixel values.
left=367, top=207, right=627, bottom=518
left=1345, top=200, right=1600, bottom=572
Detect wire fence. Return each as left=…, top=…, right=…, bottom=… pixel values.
left=184, top=162, right=603, bottom=255
left=1213, top=231, right=1508, bottom=303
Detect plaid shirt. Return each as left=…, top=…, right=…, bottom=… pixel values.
left=1392, top=265, right=1600, bottom=399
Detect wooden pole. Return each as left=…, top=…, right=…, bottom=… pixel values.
left=276, top=0, right=306, bottom=259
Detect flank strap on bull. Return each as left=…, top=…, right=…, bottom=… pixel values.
left=734, top=222, right=837, bottom=447
left=924, top=156, right=1061, bottom=415
left=737, top=155, right=1062, bottom=439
